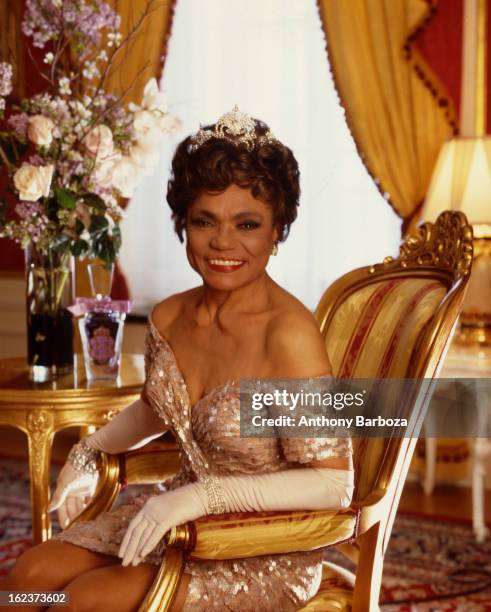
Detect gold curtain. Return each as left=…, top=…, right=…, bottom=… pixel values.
left=0, top=1, right=176, bottom=104
left=0, top=1, right=24, bottom=99
left=316, top=0, right=455, bottom=224
left=104, top=0, right=176, bottom=105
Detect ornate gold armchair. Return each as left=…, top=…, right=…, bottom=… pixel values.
left=71, top=211, right=473, bottom=611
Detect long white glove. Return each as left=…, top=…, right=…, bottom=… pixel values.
left=48, top=462, right=99, bottom=529
left=119, top=466, right=355, bottom=566
left=84, top=397, right=169, bottom=454
left=49, top=397, right=168, bottom=528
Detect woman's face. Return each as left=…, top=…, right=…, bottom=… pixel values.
left=185, top=184, right=279, bottom=291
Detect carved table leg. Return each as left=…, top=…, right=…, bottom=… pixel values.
left=26, top=410, right=55, bottom=544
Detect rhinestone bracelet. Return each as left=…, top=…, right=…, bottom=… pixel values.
left=67, top=438, right=101, bottom=475
left=201, top=474, right=227, bottom=515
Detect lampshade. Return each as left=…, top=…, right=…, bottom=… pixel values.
left=421, top=137, right=491, bottom=224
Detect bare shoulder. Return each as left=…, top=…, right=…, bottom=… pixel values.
left=265, top=295, right=332, bottom=379
left=150, top=287, right=200, bottom=332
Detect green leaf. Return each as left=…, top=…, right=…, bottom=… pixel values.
left=45, top=196, right=59, bottom=221
left=111, top=225, right=122, bottom=253
left=82, top=193, right=106, bottom=210
left=89, top=215, right=109, bottom=234
left=54, top=188, right=76, bottom=210
left=75, top=218, right=85, bottom=236
left=94, top=236, right=116, bottom=264
left=94, top=240, right=108, bottom=263
left=71, top=239, right=89, bottom=257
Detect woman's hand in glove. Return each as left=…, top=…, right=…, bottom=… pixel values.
left=118, top=464, right=355, bottom=567
left=48, top=461, right=99, bottom=529
left=118, top=484, right=207, bottom=567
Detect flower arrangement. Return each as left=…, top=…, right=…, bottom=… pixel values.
left=0, top=0, right=179, bottom=265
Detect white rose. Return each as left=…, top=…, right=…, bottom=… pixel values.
left=140, top=78, right=168, bottom=114
left=132, top=110, right=161, bottom=146
left=14, top=164, right=54, bottom=201
left=94, top=153, right=122, bottom=189
left=156, top=113, right=182, bottom=134
left=27, top=115, right=55, bottom=146
left=83, top=125, right=114, bottom=159
left=130, top=142, right=160, bottom=175
left=111, top=157, right=141, bottom=198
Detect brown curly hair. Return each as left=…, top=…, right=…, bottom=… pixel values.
left=166, top=119, right=300, bottom=243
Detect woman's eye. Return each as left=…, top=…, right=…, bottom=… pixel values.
left=239, top=221, right=261, bottom=230
left=190, top=218, right=212, bottom=227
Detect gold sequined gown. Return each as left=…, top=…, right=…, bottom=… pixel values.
left=53, top=319, right=353, bottom=611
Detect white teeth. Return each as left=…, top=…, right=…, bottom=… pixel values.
left=209, top=259, right=244, bottom=265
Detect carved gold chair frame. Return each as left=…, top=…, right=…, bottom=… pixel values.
left=70, top=211, right=473, bottom=612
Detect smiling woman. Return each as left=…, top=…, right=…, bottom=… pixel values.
left=1, top=108, right=353, bottom=612
left=186, top=185, right=270, bottom=278
left=186, top=186, right=274, bottom=284
left=164, top=110, right=301, bottom=298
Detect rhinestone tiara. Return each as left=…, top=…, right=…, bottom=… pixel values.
left=189, top=105, right=278, bottom=152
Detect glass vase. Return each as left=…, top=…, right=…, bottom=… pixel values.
left=25, top=243, right=75, bottom=382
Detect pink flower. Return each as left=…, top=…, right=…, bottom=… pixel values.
left=14, top=201, right=43, bottom=219
left=0, top=62, right=13, bottom=97
left=23, top=0, right=120, bottom=50
left=83, top=125, right=114, bottom=159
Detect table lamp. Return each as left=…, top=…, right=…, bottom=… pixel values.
left=421, top=137, right=491, bottom=344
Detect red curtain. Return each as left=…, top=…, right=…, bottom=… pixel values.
left=411, top=0, right=490, bottom=134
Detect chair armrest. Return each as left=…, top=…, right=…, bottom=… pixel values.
left=123, top=441, right=181, bottom=485
left=163, top=507, right=359, bottom=561
left=74, top=445, right=357, bottom=561
left=72, top=441, right=181, bottom=525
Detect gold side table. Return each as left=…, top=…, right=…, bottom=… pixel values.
left=0, top=354, right=144, bottom=544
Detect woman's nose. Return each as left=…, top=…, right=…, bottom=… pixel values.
left=210, top=225, right=235, bottom=249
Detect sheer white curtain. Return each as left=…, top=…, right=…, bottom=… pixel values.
left=120, top=0, right=401, bottom=313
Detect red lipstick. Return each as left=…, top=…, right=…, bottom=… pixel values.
left=207, top=259, right=246, bottom=273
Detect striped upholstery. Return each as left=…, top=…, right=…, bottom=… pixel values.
left=323, top=278, right=446, bottom=503
left=325, top=278, right=446, bottom=379
left=189, top=508, right=357, bottom=561
left=297, top=278, right=447, bottom=610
